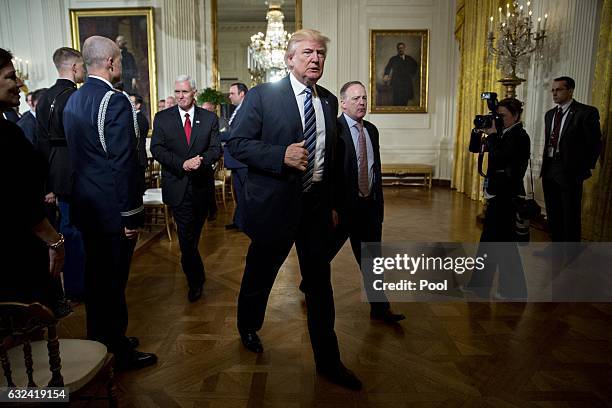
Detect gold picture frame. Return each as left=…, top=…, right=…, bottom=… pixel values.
left=69, top=7, right=158, bottom=123
left=370, top=29, right=429, bottom=113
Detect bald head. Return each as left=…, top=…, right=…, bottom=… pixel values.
left=83, top=36, right=122, bottom=83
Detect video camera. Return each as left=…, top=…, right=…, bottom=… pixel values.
left=469, top=92, right=504, bottom=155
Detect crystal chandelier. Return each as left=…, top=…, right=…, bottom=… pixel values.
left=247, top=1, right=292, bottom=85
left=487, top=1, right=547, bottom=98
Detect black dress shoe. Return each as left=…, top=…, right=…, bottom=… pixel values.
left=240, top=331, right=263, bottom=353
left=188, top=286, right=203, bottom=303
left=370, top=309, right=406, bottom=324
left=116, top=350, right=158, bottom=371
left=317, top=363, right=362, bottom=390
left=127, top=336, right=140, bottom=349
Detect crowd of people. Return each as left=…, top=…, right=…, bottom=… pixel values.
left=0, top=26, right=602, bottom=389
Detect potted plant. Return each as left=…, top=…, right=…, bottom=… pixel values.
left=197, top=87, right=228, bottom=109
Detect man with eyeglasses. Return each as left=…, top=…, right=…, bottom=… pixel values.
left=541, top=76, right=602, bottom=242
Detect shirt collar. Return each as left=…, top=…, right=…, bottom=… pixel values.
left=179, top=104, right=195, bottom=119
left=30, top=110, right=36, bottom=118
left=290, top=72, right=318, bottom=98
left=88, top=75, right=113, bottom=89
left=343, top=112, right=362, bottom=129
left=502, top=121, right=521, bottom=135
left=558, top=99, right=574, bottom=113
left=58, top=77, right=76, bottom=85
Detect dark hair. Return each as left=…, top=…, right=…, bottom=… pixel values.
left=158, top=99, right=165, bottom=103
left=339, top=80, right=365, bottom=99
left=130, top=94, right=144, bottom=105
left=396, top=42, right=406, bottom=48
left=113, top=81, right=125, bottom=92
left=498, top=98, right=524, bottom=120
left=553, top=76, right=575, bottom=90
left=230, top=82, right=248, bottom=95
left=0, top=48, right=13, bottom=69
left=52, top=47, right=82, bottom=70
left=31, top=88, right=47, bottom=105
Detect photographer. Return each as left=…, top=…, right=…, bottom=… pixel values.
left=467, top=97, right=530, bottom=299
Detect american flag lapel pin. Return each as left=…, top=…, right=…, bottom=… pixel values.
left=195, top=120, right=200, bottom=124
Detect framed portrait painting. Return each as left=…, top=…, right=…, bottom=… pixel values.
left=370, top=29, right=429, bottom=113
left=70, top=7, right=158, bottom=124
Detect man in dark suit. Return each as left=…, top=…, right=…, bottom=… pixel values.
left=383, top=42, right=418, bottom=106
left=130, top=93, right=150, bottom=195
left=17, top=88, right=46, bottom=145
left=115, top=36, right=138, bottom=94
left=150, top=74, right=221, bottom=303
left=36, top=47, right=87, bottom=303
left=332, top=81, right=405, bottom=323
left=1, top=107, right=20, bottom=122
left=220, top=82, right=248, bottom=231
left=63, top=35, right=157, bottom=370
left=228, top=29, right=361, bottom=390
left=541, top=76, right=602, bottom=242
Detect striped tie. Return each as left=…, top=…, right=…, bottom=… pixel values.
left=357, top=122, right=370, bottom=197
left=302, top=86, right=316, bottom=191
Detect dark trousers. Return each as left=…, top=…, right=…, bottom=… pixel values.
left=82, top=230, right=136, bottom=356
left=542, top=159, right=584, bottom=242
left=57, top=199, right=86, bottom=299
left=231, top=168, right=247, bottom=229
left=237, top=187, right=341, bottom=368
left=330, top=197, right=390, bottom=313
left=172, top=183, right=209, bottom=289
left=468, top=196, right=527, bottom=298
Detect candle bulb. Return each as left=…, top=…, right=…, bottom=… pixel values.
left=537, top=17, right=541, bottom=32
left=543, top=13, right=548, bottom=31
left=499, top=6, right=503, bottom=21
left=489, top=16, right=494, bottom=33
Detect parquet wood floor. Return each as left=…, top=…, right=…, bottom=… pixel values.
left=58, top=187, right=612, bottom=407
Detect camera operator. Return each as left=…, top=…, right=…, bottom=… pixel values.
left=467, top=97, right=530, bottom=299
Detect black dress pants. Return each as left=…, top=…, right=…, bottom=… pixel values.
left=542, top=159, right=583, bottom=242
left=172, top=183, right=209, bottom=289
left=237, top=186, right=341, bottom=368
left=329, top=197, right=390, bottom=313
left=82, top=230, right=136, bottom=356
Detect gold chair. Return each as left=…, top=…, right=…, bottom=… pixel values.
left=213, top=157, right=228, bottom=209
left=0, top=302, right=116, bottom=406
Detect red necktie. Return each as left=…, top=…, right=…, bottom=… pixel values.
left=357, top=122, right=370, bottom=197
left=184, top=113, right=192, bottom=145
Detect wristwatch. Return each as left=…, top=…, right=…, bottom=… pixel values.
left=48, top=233, right=65, bottom=250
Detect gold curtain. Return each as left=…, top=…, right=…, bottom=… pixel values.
left=452, top=0, right=504, bottom=199
left=582, top=0, right=612, bottom=240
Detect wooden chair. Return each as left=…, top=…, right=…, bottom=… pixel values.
left=0, top=302, right=116, bottom=406
left=143, top=183, right=173, bottom=241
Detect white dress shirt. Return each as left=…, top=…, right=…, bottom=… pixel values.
left=290, top=72, right=325, bottom=183
left=178, top=104, right=195, bottom=127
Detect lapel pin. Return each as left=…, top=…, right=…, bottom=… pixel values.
left=196, top=120, right=200, bottom=124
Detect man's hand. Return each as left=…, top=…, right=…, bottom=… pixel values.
left=124, top=227, right=139, bottom=239
left=284, top=141, right=308, bottom=171
left=183, top=156, right=203, bottom=172
left=331, top=209, right=339, bottom=228
left=44, top=192, right=56, bottom=205
left=383, top=74, right=391, bottom=84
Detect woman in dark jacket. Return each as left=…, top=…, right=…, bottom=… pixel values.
left=0, top=48, right=64, bottom=306
left=467, top=98, right=530, bottom=299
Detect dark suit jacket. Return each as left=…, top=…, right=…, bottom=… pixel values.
left=63, top=77, right=144, bottom=233
left=227, top=75, right=338, bottom=244
left=484, top=123, right=531, bottom=197
left=136, top=110, right=149, bottom=168
left=541, top=100, right=602, bottom=180
left=2, top=109, right=20, bottom=122
left=150, top=105, right=221, bottom=207
left=36, top=78, right=78, bottom=198
left=335, top=114, right=384, bottom=226
left=17, top=111, right=37, bottom=145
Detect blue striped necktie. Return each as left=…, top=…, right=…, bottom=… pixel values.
left=302, top=86, right=316, bottom=191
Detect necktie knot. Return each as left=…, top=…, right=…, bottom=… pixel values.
left=185, top=113, right=190, bottom=119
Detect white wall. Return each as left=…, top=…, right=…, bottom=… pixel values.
left=303, top=0, right=459, bottom=180
left=0, top=0, right=215, bottom=114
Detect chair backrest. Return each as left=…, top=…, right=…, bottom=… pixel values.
left=0, top=302, right=63, bottom=387
left=213, top=157, right=225, bottom=183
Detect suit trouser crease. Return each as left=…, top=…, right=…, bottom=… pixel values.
left=237, top=187, right=341, bottom=367
left=172, top=182, right=208, bottom=289
left=82, top=231, right=135, bottom=355
left=542, top=160, right=583, bottom=242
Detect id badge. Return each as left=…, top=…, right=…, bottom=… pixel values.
left=547, top=146, right=555, bottom=158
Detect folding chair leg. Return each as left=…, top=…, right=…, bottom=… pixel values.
left=164, top=205, right=172, bottom=241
